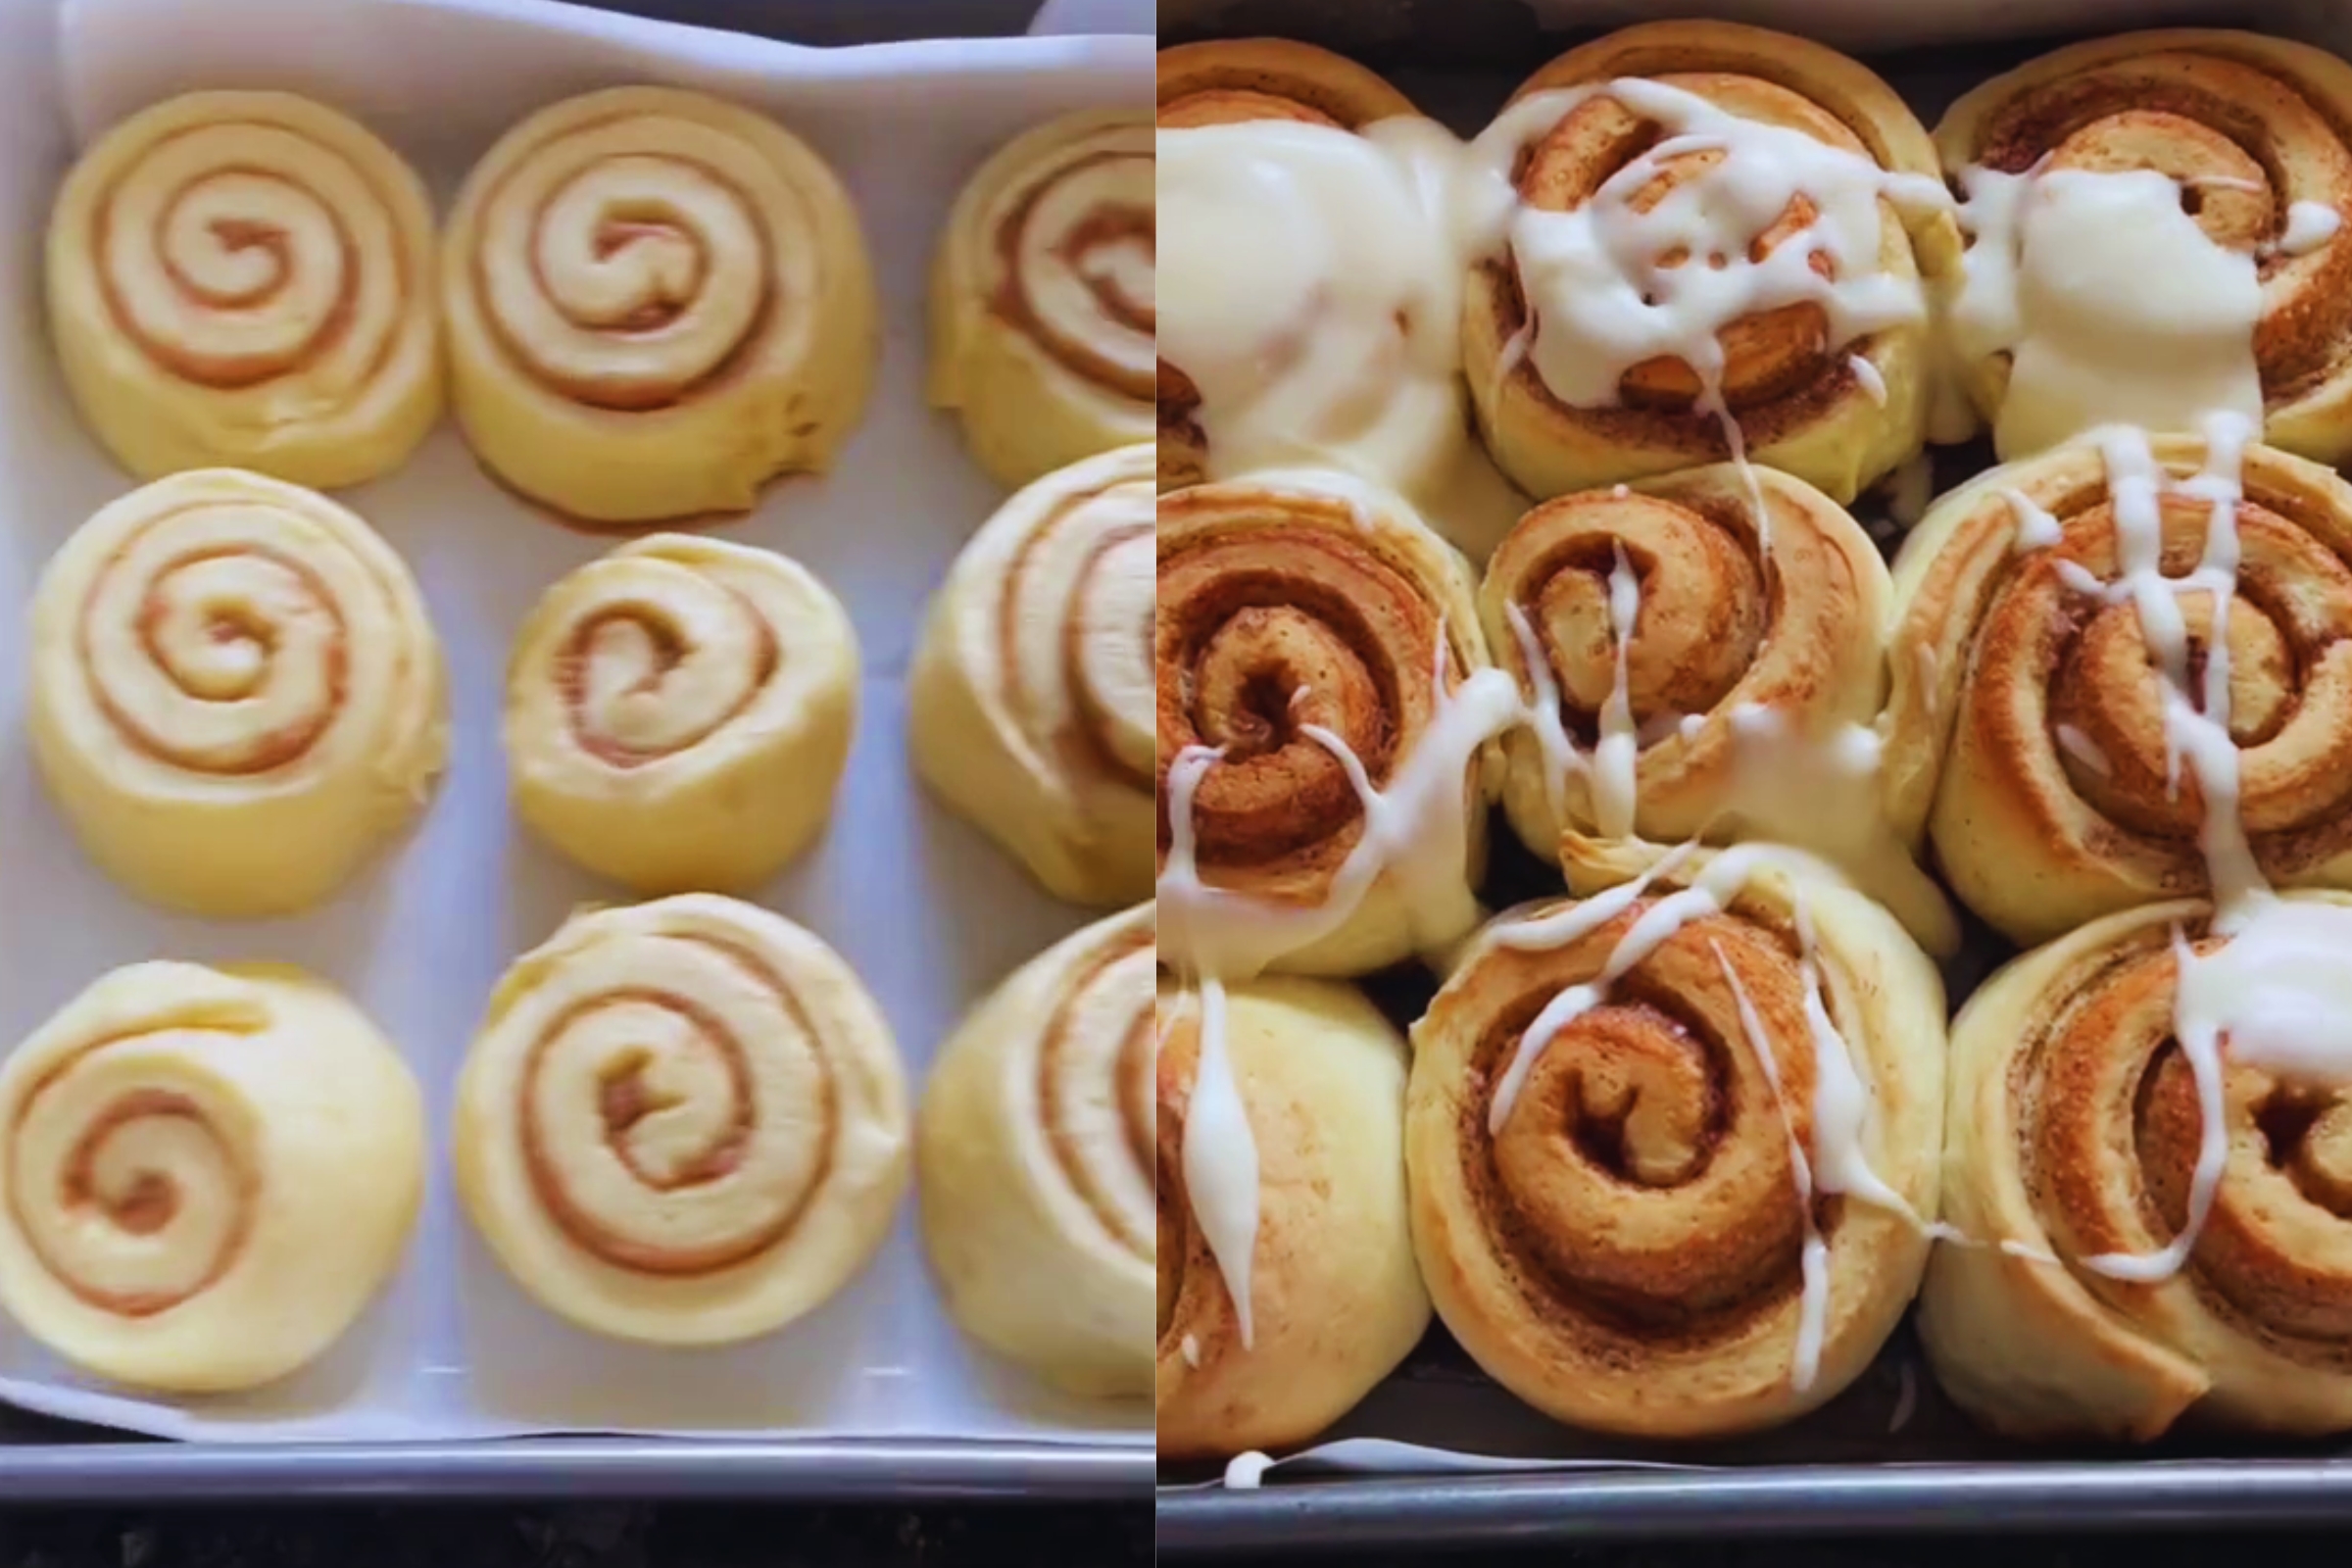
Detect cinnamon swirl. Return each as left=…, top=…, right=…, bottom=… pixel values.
left=930, top=111, right=1152, bottom=489
left=444, top=87, right=877, bottom=525
left=505, top=534, right=858, bottom=894
left=1407, top=840, right=1944, bottom=1437
left=910, top=445, right=1151, bottom=906
left=0, top=961, right=424, bottom=1393
left=1463, top=22, right=1960, bottom=507
left=46, top=91, right=440, bottom=488
left=919, top=904, right=1152, bottom=1396
left=28, top=468, right=447, bottom=918
left=454, top=896, right=908, bottom=1347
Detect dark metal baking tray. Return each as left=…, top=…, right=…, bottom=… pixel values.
left=1151, top=0, right=2352, bottom=1548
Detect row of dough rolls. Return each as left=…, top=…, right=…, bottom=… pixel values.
left=1154, top=24, right=2352, bottom=561
left=0, top=894, right=911, bottom=1391
left=49, top=82, right=1161, bottom=518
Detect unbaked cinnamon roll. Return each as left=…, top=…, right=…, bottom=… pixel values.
left=910, top=445, right=1151, bottom=906
left=1464, top=21, right=1960, bottom=506
left=930, top=112, right=1152, bottom=489
left=1157, top=969, right=1427, bottom=1459
left=445, top=87, right=877, bottom=525
left=0, top=961, right=424, bottom=1393
left=1155, top=471, right=1506, bottom=979
left=1924, top=893, right=2352, bottom=1442
left=919, top=904, right=1152, bottom=1396
left=505, top=534, right=858, bottom=894
left=46, top=90, right=440, bottom=488
left=1884, top=426, right=2352, bottom=947
left=1936, top=30, right=2352, bottom=463
left=454, top=896, right=908, bottom=1347
left=1408, top=840, right=1945, bottom=1438
left=28, top=468, right=447, bottom=918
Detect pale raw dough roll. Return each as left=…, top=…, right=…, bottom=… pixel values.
left=910, top=445, right=1152, bottom=906
left=445, top=87, right=877, bottom=524
left=455, top=895, right=909, bottom=1346
left=0, top=961, right=424, bottom=1394
left=929, top=111, right=1152, bottom=489
left=506, top=534, right=858, bottom=894
left=46, top=91, right=441, bottom=488
left=918, top=903, right=1152, bottom=1396
left=28, top=468, right=448, bottom=918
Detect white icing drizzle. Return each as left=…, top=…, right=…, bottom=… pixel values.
left=1179, top=978, right=1259, bottom=1348
left=1470, top=80, right=1945, bottom=554
left=1948, top=165, right=2263, bottom=459
left=1500, top=541, right=1641, bottom=843
left=1887, top=453, right=1936, bottom=530
left=1180, top=1333, right=1201, bottom=1368
left=1849, top=353, right=1888, bottom=407
left=2003, top=486, right=2064, bottom=552
left=2054, top=722, right=2113, bottom=779
left=1711, top=939, right=1829, bottom=1394
left=2278, top=200, right=2342, bottom=259
left=1156, top=117, right=1508, bottom=505
left=1224, top=1450, right=1275, bottom=1490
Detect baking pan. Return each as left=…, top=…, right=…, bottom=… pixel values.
left=0, top=0, right=1153, bottom=1499
left=1153, top=0, right=2352, bottom=1546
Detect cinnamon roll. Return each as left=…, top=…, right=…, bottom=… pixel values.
left=1155, top=471, right=1507, bottom=979
left=28, top=468, right=447, bottom=918
left=0, top=961, right=424, bottom=1393
left=1883, top=427, right=2352, bottom=948
left=919, top=904, right=1152, bottom=1396
left=1464, top=22, right=1960, bottom=506
left=1923, top=893, right=2352, bottom=1441
left=1155, top=38, right=1414, bottom=131
left=1408, top=840, right=1945, bottom=1438
left=454, top=896, right=908, bottom=1347
left=46, top=91, right=440, bottom=488
left=1157, top=970, right=1427, bottom=1459
left=930, top=111, right=1152, bottom=489
left=1479, top=464, right=1949, bottom=945
left=505, top=534, right=857, bottom=894
left=444, top=87, right=877, bottom=525
left=1936, top=30, right=2352, bottom=463
left=910, top=446, right=1150, bottom=906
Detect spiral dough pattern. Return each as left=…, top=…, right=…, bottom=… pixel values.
left=28, top=468, right=446, bottom=918
left=444, top=87, right=877, bottom=525
left=1923, top=894, right=2352, bottom=1441
left=1405, top=849, right=1944, bottom=1438
left=910, top=445, right=1153, bottom=906
left=0, top=961, right=424, bottom=1394
left=930, top=113, right=1153, bottom=488
left=455, top=895, right=908, bottom=1347
left=46, top=90, right=442, bottom=489
left=507, top=533, right=858, bottom=895
left=917, top=904, right=1153, bottom=1396
left=1884, top=432, right=2352, bottom=946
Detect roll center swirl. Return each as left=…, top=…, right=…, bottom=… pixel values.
left=1007, top=145, right=1156, bottom=396
left=554, top=559, right=777, bottom=766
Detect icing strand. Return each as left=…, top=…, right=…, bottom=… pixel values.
left=1592, top=541, right=1642, bottom=839
left=1179, top=977, right=1260, bottom=1348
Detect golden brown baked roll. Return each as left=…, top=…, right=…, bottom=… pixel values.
left=1155, top=472, right=1506, bottom=979
left=454, top=896, right=908, bottom=1347
left=919, top=904, right=1152, bottom=1396
left=930, top=112, right=1152, bottom=489
left=28, top=468, right=447, bottom=918
left=46, top=90, right=440, bottom=488
left=1154, top=38, right=1414, bottom=134
left=1157, top=970, right=1427, bottom=1460
left=505, top=533, right=858, bottom=895
left=1883, top=429, right=2352, bottom=948
left=1464, top=21, right=1960, bottom=505
left=1936, top=30, right=2352, bottom=463
left=1923, top=893, right=2352, bottom=1442
left=909, top=445, right=1151, bottom=906
left=1408, top=840, right=1944, bottom=1438
left=0, top=961, right=424, bottom=1394
left=444, top=87, right=876, bottom=525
